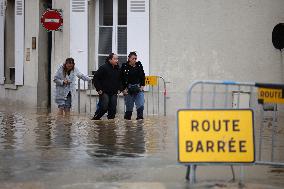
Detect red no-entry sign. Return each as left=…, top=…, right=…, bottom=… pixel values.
left=41, top=9, right=63, bottom=31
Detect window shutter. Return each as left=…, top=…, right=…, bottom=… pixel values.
left=127, top=0, right=149, bottom=75
left=15, top=0, right=24, bottom=85
left=0, top=0, right=5, bottom=84
left=70, top=0, right=88, bottom=78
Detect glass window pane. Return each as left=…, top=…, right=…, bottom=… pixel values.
left=99, top=56, right=126, bottom=68
left=98, top=56, right=107, bottom=68
left=99, top=0, right=113, bottom=26
left=117, top=27, right=127, bottom=54
left=118, top=0, right=127, bottom=25
left=118, top=56, right=127, bottom=67
left=99, top=27, right=113, bottom=54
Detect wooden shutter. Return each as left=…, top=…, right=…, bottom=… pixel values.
left=127, top=0, right=149, bottom=75
left=70, top=0, right=88, bottom=78
left=15, top=0, right=24, bottom=85
left=0, top=0, right=5, bottom=84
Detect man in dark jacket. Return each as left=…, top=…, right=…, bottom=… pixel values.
left=91, top=53, right=121, bottom=120
left=121, top=52, right=145, bottom=120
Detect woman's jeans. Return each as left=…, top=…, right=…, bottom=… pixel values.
left=125, top=91, right=144, bottom=111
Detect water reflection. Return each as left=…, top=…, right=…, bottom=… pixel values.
left=120, top=121, right=145, bottom=157
left=34, top=115, right=73, bottom=149
left=53, top=117, right=72, bottom=148
left=0, top=113, right=20, bottom=149
left=0, top=112, right=16, bottom=180
left=33, top=115, right=77, bottom=174
left=94, top=122, right=118, bottom=157
left=87, top=120, right=145, bottom=158
left=34, top=115, right=52, bottom=148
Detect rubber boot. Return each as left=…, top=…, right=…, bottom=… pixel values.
left=91, top=109, right=106, bottom=120
left=91, top=114, right=102, bottom=120
left=124, top=111, right=132, bottom=120
left=136, top=106, right=144, bottom=120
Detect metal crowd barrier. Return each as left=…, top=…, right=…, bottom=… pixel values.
left=185, top=80, right=284, bottom=183
left=77, top=75, right=167, bottom=116
left=77, top=75, right=93, bottom=114
left=145, top=76, right=167, bottom=116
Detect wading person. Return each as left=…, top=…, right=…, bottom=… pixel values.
left=54, top=57, right=91, bottom=116
left=121, top=52, right=145, bottom=120
left=91, top=53, right=121, bottom=120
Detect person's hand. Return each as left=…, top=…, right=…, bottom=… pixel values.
left=98, top=90, right=103, bottom=95
left=63, top=79, right=69, bottom=85
left=140, top=86, right=144, bottom=91
left=123, top=89, right=128, bottom=96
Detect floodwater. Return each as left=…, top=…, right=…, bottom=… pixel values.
left=0, top=106, right=284, bottom=189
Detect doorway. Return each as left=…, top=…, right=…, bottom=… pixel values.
left=38, top=0, right=52, bottom=111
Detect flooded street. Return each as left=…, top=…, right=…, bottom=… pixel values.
left=0, top=106, right=284, bottom=189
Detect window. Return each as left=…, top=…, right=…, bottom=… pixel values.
left=96, top=0, right=127, bottom=68
left=95, top=0, right=149, bottom=74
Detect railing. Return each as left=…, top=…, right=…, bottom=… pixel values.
left=145, top=76, right=167, bottom=116
left=77, top=75, right=167, bottom=116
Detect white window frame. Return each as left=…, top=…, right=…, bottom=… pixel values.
left=95, top=0, right=127, bottom=70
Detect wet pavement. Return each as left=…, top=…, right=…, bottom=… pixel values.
left=0, top=106, right=284, bottom=189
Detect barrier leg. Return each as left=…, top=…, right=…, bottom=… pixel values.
left=230, top=165, right=235, bottom=182
left=189, top=165, right=197, bottom=184
left=84, top=81, right=86, bottom=113
left=117, top=95, right=120, bottom=114
left=158, top=80, right=160, bottom=115
left=224, top=85, right=229, bottom=108
left=186, top=165, right=190, bottom=180
left=271, top=104, right=277, bottom=161
left=78, top=79, right=81, bottom=114
left=89, top=80, right=92, bottom=115
left=152, top=86, right=154, bottom=115
left=147, top=91, right=149, bottom=115
left=239, top=166, right=245, bottom=187
left=259, top=107, right=264, bottom=161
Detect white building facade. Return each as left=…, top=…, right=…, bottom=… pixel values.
left=0, top=0, right=283, bottom=114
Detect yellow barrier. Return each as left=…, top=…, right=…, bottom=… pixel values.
left=145, top=76, right=158, bottom=86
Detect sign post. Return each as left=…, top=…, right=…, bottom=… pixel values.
left=177, top=109, right=255, bottom=163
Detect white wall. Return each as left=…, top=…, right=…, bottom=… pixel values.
left=150, top=0, right=284, bottom=114
left=0, top=0, right=38, bottom=108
